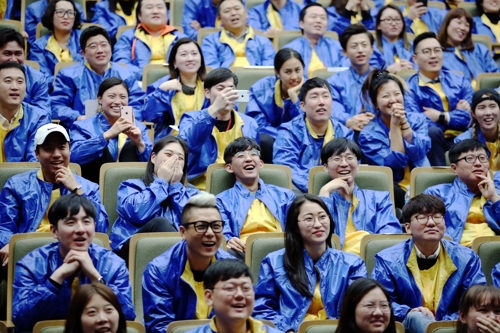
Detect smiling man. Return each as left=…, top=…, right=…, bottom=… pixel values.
left=12, top=194, right=134, bottom=332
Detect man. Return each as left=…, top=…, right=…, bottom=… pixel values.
left=401, top=0, right=446, bottom=35
left=273, top=77, right=353, bottom=194
left=12, top=194, right=134, bottom=332
left=248, top=0, right=302, bottom=37
left=142, top=192, right=234, bottom=333
left=185, top=259, right=283, bottom=333
left=217, top=137, right=295, bottom=260
left=372, top=194, right=486, bottom=333
left=0, top=29, right=50, bottom=112
left=0, top=124, right=109, bottom=266
left=51, top=26, right=145, bottom=128
left=0, top=62, right=50, bottom=162
left=201, top=0, right=276, bottom=68
left=407, top=32, right=473, bottom=166
left=113, top=0, right=184, bottom=81
left=179, top=68, right=259, bottom=191
left=424, top=139, right=500, bottom=247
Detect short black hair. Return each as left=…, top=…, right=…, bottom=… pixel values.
left=136, top=0, right=168, bottom=23
left=204, top=259, right=253, bottom=290
left=0, top=61, right=26, bottom=79
left=223, top=137, right=261, bottom=164
left=321, top=138, right=362, bottom=164
left=402, top=194, right=445, bottom=224
left=449, top=139, right=489, bottom=164
left=80, top=26, right=112, bottom=50
left=413, top=31, right=437, bottom=54
left=299, top=3, right=328, bottom=23
left=41, top=0, right=82, bottom=31
left=0, top=28, right=24, bottom=50
left=217, top=0, right=245, bottom=14
left=204, top=67, right=238, bottom=91
left=339, top=23, right=374, bottom=51
left=48, top=194, right=97, bottom=229
left=299, top=77, right=331, bottom=102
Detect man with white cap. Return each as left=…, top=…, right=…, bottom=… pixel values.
left=0, top=123, right=109, bottom=266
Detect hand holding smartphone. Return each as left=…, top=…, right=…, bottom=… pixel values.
left=121, top=106, right=134, bottom=123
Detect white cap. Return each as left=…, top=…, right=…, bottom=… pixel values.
left=34, top=124, right=70, bottom=146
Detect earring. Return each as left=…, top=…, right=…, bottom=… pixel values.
left=98, top=104, right=103, bottom=113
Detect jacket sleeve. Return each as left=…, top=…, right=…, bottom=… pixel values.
left=113, top=33, right=143, bottom=81
left=479, top=44, right=500, bottom=74
left=51, top=72, right=81, bottom=127
left=261, top=37, right=276, bottom=66
left=404, top=115, right=431, bottom=163
left=69, top=124, right=108, bottom=164
left=328, top=8, right=354, bottom=36
left=28, top=41, right=53, bottom=83
left=178, top=109, right=216, bottom=159
left=82, top=182, right=109, bottom=233
left=217, top=197, right=237, bottom=241
left=492, top=263, right=500, bottom=287
left=201, top=34, right=221, bottom=68
left=448, top=78, right=473, bottom=131
left=484, top=199, right=500, bottom=235
left=166, top=183, right=199, bottom=229
left=375, top=192, right=402, bottom=234
left=143, top=88, right=174, bottom=123
left=182, top=0, right=203, bottom=40
left=26, top=112, right=51, bottom=162
left=28, top=70, right=51, bottom=112
left=358, top=127, right=409, bottom=169
left=0, top=180, right=21, bottom=248
left=248, top=6, right=267, bottom=31
left=245, top=86, right=277, bottom=137
left=90, top=3, right=118, bottom=39
left=329, top=80, right=350, bottom=125
left=125, top=76, right=146, bottom=122
left=25, top=5, right=39, bottom=45
left=104, top=257, right=136, bottom=320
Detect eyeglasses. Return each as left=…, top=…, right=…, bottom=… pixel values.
left=360, top=301, right=392, bottom=313
left=85, top=42, right=110, bottom=51
left=453, top=154, right=489, bottom=164
left=54, top=9, right=77, bottom=18
left=416, top=47, right=444, bottom=56
left=328, top=154, right=357, bottom=165
left=298, top=214, right=330, bottom=227
left=182, top=220, right=225, bottom=233
left=213, top=285, right=254, bottom=296
left=411, top=213, right=444, bottom=225
left=234, top=149, right=260, bottom=159
left=380, top=18, right=403, bottom=24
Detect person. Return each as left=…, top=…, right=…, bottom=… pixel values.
left=216, top=137, right=295, bottom=260
left=182, top=0, right=220, bottom=40
left=142, top=192, right=234, bottom=333
left=375, top=4, right=414, bottom=74
left=247, top=0, right=302, bottom=37
left=0, top=62, right=50, bottom=162
left=359, top=69, right=431, bottom=209
left=29, top=0, right=84, bottom=84
left=69, top=78, right=153, bottom=184
left=201, top=0, right=276, bottom=68
left=273, top=77, right=353, bottom=194
left=282, top=3, right=344, bottom=80
left=437, top=8, right=499, bottom=88
left=473, top=0, right=500, bottom=47
left=0, top=123, right=109, bottom=266
left=91, top=0, right=139, bottom=42
left=0, top=28, right=51, bottom=112
left=335, top=278, right=398, bottom=333
left=492, top=263, right=500, bottom=288
left=326, top=0, right=375, bottom=36
left=319, top=138, right=401, bottom=255
left=455, top=89, right=500, bottom=173
left=64, top=283, right=128, bottom=333
left=253, top=194, right=367, bottom=332
left=245, top=48, right=304, bottom=163
left=184, top=259, right=283, bottom=333
left=111, top=136, right=199, bottom=263
left=1, top=1, right=13, bottom=20
left=400, top=0, right=446, bottom=36
left=423, top=139, right=500, bottom=246
left=143, top=38, right=210, bottom=142
left=51, top=26, right=145, bottom=128
left=12, top=194, right=134, bottom=332
left=178, top=68, right=259, bottom=191
left=456, top=285, right=500, bottom=333
left=372, top=194, right=487, bottom=333
left=407, top=32, right=473, bottom=167
left=113, top=0, right=184, bottom=81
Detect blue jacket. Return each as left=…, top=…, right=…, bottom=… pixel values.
left=3, top=0, right=12, bottom=19
left=25, top=0, right=85, bottom=45
left=91, top=0, right=133, bottom=41
left=0, top=169, right=109, bottom=248
left=402, top=6, right=447, bottom=34
left=24, top=64, right=51, bottom=113
left=253, top=247, right=367, bottom=332
left=372, top=239, right=487, bottom=321
left=492, top=262, right=500, bottom=287
left=245, top=75, right=302, bottom=138
left=374, top=36, right=413, bottom=67
left=28, top=29, right=84, bottom=84
left=178, top=109, right=259, bottom=180
left=13, top=243, right=135, bottom=331
left=321, top=185, right=401, bottom=248
left=186, top=319, right=283, bottom=333
left=273, top=115, right=354, bottom=193
left=359, top=112, right=431, bottom=184
left=0, top=102, right=50, bottom=162
left=216, top=179, right=296, bottom=241
left=473, top=16, right=498, bottom=43
left=111, top=178, right=199, bottom=250
left=201, top=29, right=276, bottom=68
left=248, top=0, right=302, bottom=32
left=423, top=178, right=500, bottom=242
left=142, top=75, right=210, bottom=142
left=406, top=70, right=473, bottom=132
left=113, top=27, right=184, bottom=81
left=142, top=240, right=234, bottom=333
left=182, top=0, right=218, bottom=40
left=454, top=128, right=490, bottom=150
left=442, top=44, right=499, bottom=82
left=69, top=112, right=152, bottom=165
left=326, top=6, right=375, bottom=36
left=51, top=62, right=145, bottom=127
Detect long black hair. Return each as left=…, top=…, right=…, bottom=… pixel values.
left=143, top=136, right=189, bottom=186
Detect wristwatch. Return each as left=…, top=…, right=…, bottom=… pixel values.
left=98, top=276, right=106, bottom=285
left=438, top=113, right=446, bottom=125
left=71, top=184, right=82, bottom=193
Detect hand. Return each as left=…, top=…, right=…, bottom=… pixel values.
left=0, top=244, right=8, bottom=266
left=423, top=107, right=441, bottom=123
left=21, top=31, right=29, bottom=39
left=103, top=117, right=133, bottom=140
left=477, top=316, right=500, bottom=333
left=386, top=60, right=414, bottom=74
left=50, top=260, right=80, bottom=284
left=190, top=20, right=201, bottom=30
left=477, top=174, right=500, bottom=203
left=159, top=79, right=182, bottom=92
left=76, top=116, right=87, bottom=121
left=170, top=158, right=184, bottom=184
left=407, top=2, right=427, bottom=20
left=64, top=250, right=101, bottom=283
left=457, top=99, right=471, bottom=112
left=287, top=77, right=305, bottom=104
left=157, top=154, right=179, bottom=183
left=55, top=167, right=81, bottom=194
left=390, top=103, right=407, bottom=126
left=345, top=0, right=361, bottom=11
left=359, top=0, right=370, bottom=11
left=227, top=237, right=246, bottom=252
left=346, top=113, right=375, bottom=131
left=410, top=306, right=435, bottom=320
left=264, top=27, right=281, bottom=37
left=319, top=176, right=352, bottom=197
left=207, top=88, right=239, bottom=117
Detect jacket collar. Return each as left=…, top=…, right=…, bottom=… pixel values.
left=233, top=178, right=265, bottom=195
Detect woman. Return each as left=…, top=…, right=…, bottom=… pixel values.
left=455, top=88, right=500, bottom=172
left=473, top=0, right=500, bottom=45
left=110, top=136, right=199, bottom=263
left=245, top=48, right=304, bottom=163
left=65, top=284, right=127, bottom=333
left=91, top=0, right=138, bottom=42
left=438, top=8, right=499, bottom=88
left=253, top=194, right=367, bottom=332
left=28, top=0, right=84, bottom=84
left=336, top=278, right=397, bottom=333
left=457, top=285, right=500, bottom=333
left=327, top=0, right=375, bottom=36
left=70, top=78, right=152, bottom=184
left=375, top=4, right=414, bottom=74
left=359, top=69, right=431, bottom=209
left=143, top=38, right=210, bottom=143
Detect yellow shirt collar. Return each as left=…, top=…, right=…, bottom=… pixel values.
left=0, top=104, right=23, bottom=130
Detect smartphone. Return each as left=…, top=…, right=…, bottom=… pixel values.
left=236, top=90, right=250, bottom=103
left=121, top=106, right=134, bottom=123
left=417, top=0, right=428, bottom=6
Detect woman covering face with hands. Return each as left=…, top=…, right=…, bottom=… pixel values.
left=457, top=285, right=500, bottom=333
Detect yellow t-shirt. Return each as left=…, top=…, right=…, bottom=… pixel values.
left=350, top=11, right=363, bottom=24
left=134, top=26, right=177, bottom=65
left=274, top=79, right=284, bottom=109
left=394, top=54, right=401, bottom=63
left=181, top=258, right=215, bottom=319
left=36, top=168, right=61, bottom=232
left=171, top=80, right=206, bottom=134
left=115, top=2, right=138, bottom=26
left=208, top=317, right=267, bottom=332
left=266, top=3, right=283, bottom=30
left=303, top=270, right=328, bottom=321
left=72, top=276, right=80, bottom=297
left=486, top=141, right=500, bottom=172
left=305, top=118, right=335, bottom=147
left=117, top=133, right=128, bottom=161
left=219, top=27, right=255, bottom=67
left=343, top=196, right=369, bottom=256
left=403, top=7, right=429, bottom=36
left=45, top=35, right=73, bottom=63
left=399, top=165, right=411, bottom=193
left=239, top=199, right=282, bottom=243
left=0, top=105, right=23, bottom=162
left=460, top=196, right=496, bottom=247
left=482, top=14, right=500, bottom=53
left=308, top=49, right=326, bottom=80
